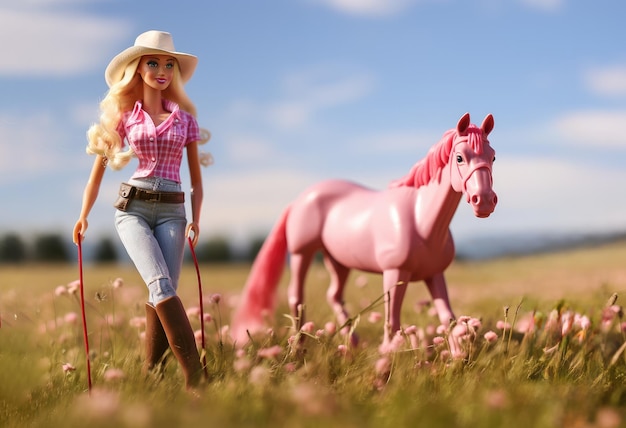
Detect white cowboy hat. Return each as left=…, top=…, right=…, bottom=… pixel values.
left=105, top=30, right=198, bottom=87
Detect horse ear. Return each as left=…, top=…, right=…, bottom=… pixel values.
left=457, top=113, right=471, bottom=135
left=481, top=114, right=495, bottom=136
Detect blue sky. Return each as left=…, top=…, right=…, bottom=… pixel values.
left=1, top=0, right=625, bottom=254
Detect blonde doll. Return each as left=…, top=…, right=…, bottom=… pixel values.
left=73, top=30, right=210, bottom=389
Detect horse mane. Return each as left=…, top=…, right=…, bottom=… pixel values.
left=389, top=125, right=485, bottom=189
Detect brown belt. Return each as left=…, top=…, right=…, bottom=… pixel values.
left=119, top=182, right=185, bottom=204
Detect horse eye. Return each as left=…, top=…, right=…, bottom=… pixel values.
left=492, top=156, right=496, bottom=163
left=456, top=155, right=463, bottom=164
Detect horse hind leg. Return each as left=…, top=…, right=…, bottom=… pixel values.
left=323, top=254, right=358, bottom=346
left=287, top=251, right=315, bottom=331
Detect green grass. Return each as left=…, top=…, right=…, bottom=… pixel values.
left=1, top=241, right=626, bottom=427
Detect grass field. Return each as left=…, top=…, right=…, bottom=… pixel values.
left=1, top=240, right=626, bottom=427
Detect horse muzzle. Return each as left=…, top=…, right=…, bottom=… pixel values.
left=464, top=165, right=497, bottom=218
left=470, top=191, right=497, bottom=218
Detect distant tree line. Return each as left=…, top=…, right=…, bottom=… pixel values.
left=0, top=232, right=266, bottom=264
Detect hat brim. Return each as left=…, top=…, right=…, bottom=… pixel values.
left=105, top=46, right=198, bottom=87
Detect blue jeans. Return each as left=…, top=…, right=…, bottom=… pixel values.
left=114, top=177, right=187, bottom=305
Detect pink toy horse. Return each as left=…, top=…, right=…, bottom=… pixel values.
left=232, top=113, right=497, bottom=352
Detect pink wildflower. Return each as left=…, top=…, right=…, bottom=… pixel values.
left=324, top=322, right=336, bottom=335
left=595, top=407, right=622, bottom=428
left=300, top=321, right=315, bottom=334
left=337, top=344, right=348, bottom=356
left=257, top=345, right=283, bottom=359
left=249, top=366, right=270, bottom=385
left=576, top=314, right=591, bottom=331
left=194, top=329, right=203, bottom=344
left=485, top=389, right=509, bottom=410
left=203, top=313, right=212, bottom=324
left=601, top=305, right=623, bottom=332
left=389, top=331, right=405, bottom=351
left=62, top=363, right=76, bottom=373
left=186, top=306, right=201, bottom=319
left=432, top=336, right=446, bottom=346
left=64, top=312, right=78, bottom=325
left=515, top=312, right=536, bottom=334
left=484, top=330, right=498, bottom=343
left=103, top=368, right=125, bottom=382
left=561, top=311, right=574, bottom=336
left=233, top=357, right=251, bottom=373
left=128, top=316, right=146, bottom=329
left=425, top=324, right=436, bottom=336
left=54, top=285, right=67, bottom=297
left=452, top=323, right=469, bottom=340
left=66, top=280, right=80, bottom=295
left=315, top=329, right=325, bottom=337
left=468, top=317, right=482, bottom=330
left=544, top=309, right=560, bottom=332
left=414, top=299, right=431, bottom=314
left=436, top=324, right=447, bottom=335
left=210, top=293, right=222, bottom=304
left=354, top=274, right=368, bottom=288
left=374, top=357, right=391, bottom=375
left=111, top=277, right=124, bottom=289
left=496, top=320, right=511, bottom=330
left=404, top=325, right=417, bottom=335
left=368, top=311, right=382, bottom=324
left=73, top=388, right=120, bottom=419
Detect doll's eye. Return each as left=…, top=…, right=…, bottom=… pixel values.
left=165, top=62, right=174, bottom=69
left=147, top=60, right=158, bottom=68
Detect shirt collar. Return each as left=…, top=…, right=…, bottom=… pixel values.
left=128, top=99, right=181, bottom=122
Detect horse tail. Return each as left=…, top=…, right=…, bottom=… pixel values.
left=231, top=205, right=290, bottom=345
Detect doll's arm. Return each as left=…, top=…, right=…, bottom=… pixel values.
left=73, top=155, right=107, bottom=244
left=185, top=141, right=203, bottom=247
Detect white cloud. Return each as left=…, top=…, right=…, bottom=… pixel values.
left=517, top=0, right=564, bottom=12
left=224, top=133, right=288, bottom=164
left=308, top=0, right=420, bottom=17
left=347, top=130, right=441, bottom=154
left=0, top=112, right=68, bottom=179
left=0, top=3, right=132, bottom=76
left=224, top=67, right=375, bottom=132
left=584, top=65, right=626, bottom=97
left=454, top=155, right=626, bottom=239
left=551, top=110, right=626, bottom=148
left=200, top=169, right=321, bottom=243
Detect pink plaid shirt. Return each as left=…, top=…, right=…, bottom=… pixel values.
left=118, top=99, right=201, bottom=183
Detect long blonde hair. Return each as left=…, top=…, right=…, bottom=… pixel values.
left=86, top=58, right=209, bottom=170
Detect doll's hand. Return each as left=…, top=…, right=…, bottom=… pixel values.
left=186, top=222, right=200, bottom=247
left=73, top=218, right=88, bottom=245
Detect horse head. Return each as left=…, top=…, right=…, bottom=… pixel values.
left=449, top=113, right=497, bottom=218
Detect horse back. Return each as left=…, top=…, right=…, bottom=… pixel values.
left=286, top=179, right=446, bottom=274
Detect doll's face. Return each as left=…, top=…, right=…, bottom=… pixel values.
left=137, top=55, right=176, bottom=90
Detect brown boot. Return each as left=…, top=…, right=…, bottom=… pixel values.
left=143, top=303, right=170, bottom=375
left=155, top=296, right=203, bottom=389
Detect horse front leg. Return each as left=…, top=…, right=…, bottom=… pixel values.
left=287, top=251, right=314, bottom=331
left=425, top=273, right=463, bottom=358
left=425, top=273, right=455, bottom=327
left=323, top=254, right=357, bottom=346
left=380, top=269, right=411, bottom=353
